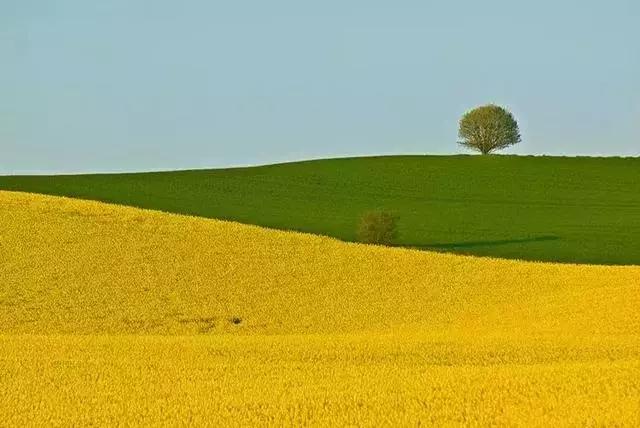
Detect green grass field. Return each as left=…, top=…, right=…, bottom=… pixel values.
left=1, top=155, right=638, bottom=264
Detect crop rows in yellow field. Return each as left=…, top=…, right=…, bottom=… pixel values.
left=1, top=190, right=639, bottom=426
left=1, top=334, right=639, bottom=426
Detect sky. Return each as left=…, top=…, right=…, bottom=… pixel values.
left=1, top=0, right=639, bottom=174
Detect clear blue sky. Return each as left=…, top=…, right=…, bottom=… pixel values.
left=2, top=1, right=639, bottom=174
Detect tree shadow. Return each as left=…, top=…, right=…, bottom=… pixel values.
left=403, top=235, right=560, bottom=250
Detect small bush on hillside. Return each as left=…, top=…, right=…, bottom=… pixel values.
left=357, top=210, right=398, bottom=246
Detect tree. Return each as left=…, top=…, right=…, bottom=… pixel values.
left=356, top=210, right=398, bottom=246
left=458, top=104, right=521, bottom=154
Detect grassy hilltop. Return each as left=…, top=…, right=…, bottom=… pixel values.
left=1, top=155, right=639, bottom=264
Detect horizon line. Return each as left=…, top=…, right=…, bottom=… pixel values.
left=2, top=152, right=639, bottom=177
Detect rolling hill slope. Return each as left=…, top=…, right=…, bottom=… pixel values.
left=3, top=190, right=640, bottom=336
left=1, top=155, right=639, bottom=265
left=1, top=191, right=640, bottom=425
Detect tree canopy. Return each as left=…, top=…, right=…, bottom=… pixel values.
left=458, top=105, right=521, bottom=154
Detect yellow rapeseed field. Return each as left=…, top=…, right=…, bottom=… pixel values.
left=1, top=190, right=639, bottom=426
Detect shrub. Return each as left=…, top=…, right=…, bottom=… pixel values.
left=357, top=210, right=398, bottom=245
left=458, top=104, right=521, bottom=154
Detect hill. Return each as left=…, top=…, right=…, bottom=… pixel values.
left=1, top=191, right=639, bottom=424
left=1, top=155, right=639, bottom=265
left=4, top=190, right=639, bottom=336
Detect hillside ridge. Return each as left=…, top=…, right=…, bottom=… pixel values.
left=1, top=155, right=639, bottom=265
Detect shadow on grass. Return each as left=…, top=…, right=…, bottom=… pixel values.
left=404, top=235, right=560, bottom=250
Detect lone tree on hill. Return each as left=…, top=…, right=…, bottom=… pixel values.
left=458, top=104, right=521, bottom=154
